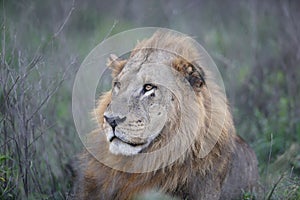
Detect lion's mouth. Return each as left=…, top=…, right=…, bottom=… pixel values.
left=109, top=135, right=147, bottom=147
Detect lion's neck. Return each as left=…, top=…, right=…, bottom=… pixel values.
left=89, top=137, right=233, bottom=199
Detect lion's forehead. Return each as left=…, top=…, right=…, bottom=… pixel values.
left=119, top=62, right=177, bottom=90
left=120, top=50, right=174, bottom=78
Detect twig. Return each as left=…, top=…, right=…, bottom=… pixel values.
left=280, top=0, right=300, bottom=47
left=265, top=133, right=273, bottom=179
left=1, top=0, right=8, bottom=190
left=29, top=164, right=43, bottom=196
left=103, top=20, right=119, bottom=40
left=53, top=0, right=75, bottom=39
left=34, top=0, right=75, bottom=55
left=3, top=75, right=20, bottom=102
left=265, top=174, right=285, bottom=200
left=1, top=0, right=6, bottom=67
left=27, top=123, right=57, bottom=148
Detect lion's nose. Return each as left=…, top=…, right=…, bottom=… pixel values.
left=104, top=115, right=126, bottom=131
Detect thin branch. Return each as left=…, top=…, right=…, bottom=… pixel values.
left=26, top=0, right=75, bottom=58
left=280, top=0, right=300, bottom=47
left=265, top=173, right=285, bottom=200
left=25, top=54, right=43, bottom=73
left=103, top=20, right=119, bottom=40
left=265, top=133, right=273, bottom=180
left=1, top=0, right=6, bottom=67
left=53, top=0, right=75, bottom=39
left=3, top=75, right=20, bottom=102
left=27, top=123, right=57, bottom=148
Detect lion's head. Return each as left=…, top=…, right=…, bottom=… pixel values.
left=95, top=31, right=231, bottom=167
left=76, top=31, right=258, bottom=200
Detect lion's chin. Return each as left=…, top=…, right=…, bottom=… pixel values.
left=109, top=138, right=149, bottom=156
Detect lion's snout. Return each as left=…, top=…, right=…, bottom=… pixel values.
left=104, top=114, right=126, bottom=131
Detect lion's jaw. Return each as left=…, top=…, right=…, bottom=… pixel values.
left=103, top=125, right=161, bottom=156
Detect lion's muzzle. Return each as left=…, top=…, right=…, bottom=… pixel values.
left=104, top=114, right=126, bottom=131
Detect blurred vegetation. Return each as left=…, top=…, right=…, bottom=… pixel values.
left=0, top=0, right=299, bottom=199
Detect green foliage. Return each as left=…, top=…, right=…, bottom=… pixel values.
left=242, top=191, right=256, bottom=200
left=0, top=155, right=16, bottom=199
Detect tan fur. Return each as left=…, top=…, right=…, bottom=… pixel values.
left=74, top=31, right=259, bottom=200
left=106, top=54, right=127, bottom=77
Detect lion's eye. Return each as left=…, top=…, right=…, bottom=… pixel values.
left=143, top=84, right=156, bottom=92
left=114, top=81, right=121, bottom=89
left=144, top=84, right=153, bottom=91
left=113, top=81, right=121, bottom=94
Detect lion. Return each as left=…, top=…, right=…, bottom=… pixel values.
left=73, top=31, right=259, bottom=200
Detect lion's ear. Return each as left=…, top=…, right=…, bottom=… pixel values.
left=107, top=54, right=127, bottom=77
left=172, top=58, right=205, bottom=92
